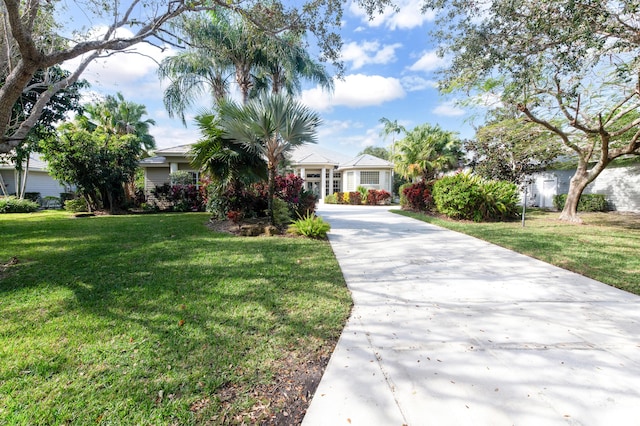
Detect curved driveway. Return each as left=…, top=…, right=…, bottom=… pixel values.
left=303, top=204, right=640, bottom=425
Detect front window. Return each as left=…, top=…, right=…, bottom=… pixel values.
left=360, top=171, right=380, bottom=185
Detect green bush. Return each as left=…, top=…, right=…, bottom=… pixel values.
left=64, top=197, right=88, bottom=213
left=271, top=197, right=292, bottom=227
left=356, top=185, right=368, bottom=204
left=433, top=173, right=519, bottom=222
left=0, top=196, right=40, bottom=213
left=553, top=193, right=607, bottom=212
left=399, top=182, right=412, bottom=207
left=288, top=212, right=331, bottom=239
left=324, top=193, right=338, bottom=204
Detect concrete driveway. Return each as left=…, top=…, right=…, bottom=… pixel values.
left=302, top=204, right=640, bottom=425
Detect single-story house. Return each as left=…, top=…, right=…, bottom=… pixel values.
left=0, top=154, right=68, bottom=201
left=525, top=162, right=640, bottom=212
left=138, top=143, right=395, bottom=200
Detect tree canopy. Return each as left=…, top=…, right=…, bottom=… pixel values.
left=425, top=0, right=640, bottom=221
left=0, top=0, right=391, bottom=154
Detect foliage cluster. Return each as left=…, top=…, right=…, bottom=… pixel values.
left=288, top=212, right=331, bottom=239
left=209, top=174, right=317, bottom=225
left=401, top=181, right=434, bottom=211
left=553, top=194, right=607, bottom=212
left=432, top=173, right=520, bottom=222
left=151, top=183, right=206, bottom=212
left=63, top=198, right=88, bottom=213
left=0, top=196, right=39, bottom=213
left=325, top=189, right=391, bottom=205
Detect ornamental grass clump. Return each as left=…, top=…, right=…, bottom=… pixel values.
left=288, top=212, right=331, bottom=239
left=0, top=196, right=39, bottom=213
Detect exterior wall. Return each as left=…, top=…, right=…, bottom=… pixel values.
left=0, top=169, right=66, bottom=198
left=145, top=167, right=171, bottom=195
left=341, top=169, right=393, bottom=194
left=528, top=164, right=640, bottom=212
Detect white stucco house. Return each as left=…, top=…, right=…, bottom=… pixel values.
left=0, top=154, right=68, bottom=200
left=524, top=162, right=640, bottom=212
left=138, top=143, right=395, bottom=200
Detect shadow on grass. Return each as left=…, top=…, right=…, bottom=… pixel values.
left=0, top=212, right=350, bottom=424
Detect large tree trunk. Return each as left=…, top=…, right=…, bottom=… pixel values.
left=267, top=164, right=277, bottom=226
left=558, top=172, right=590, bottom=223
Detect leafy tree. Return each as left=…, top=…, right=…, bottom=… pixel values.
left=379, top=117, right=406, bottom=145
left=358, top=146, right=390, bottom=160
left=0, top=0, right=390, bottom=154
left=218, top=93, right=322, bottom=225
left=465, top=111, right=565, bottom=185
left=424, top=0, right=640, bottom=222
left=41, top=123, right=142, bottom=213
left=393, top=124, right=463, bottom=181
left=84, top=92, right=156, bottom=153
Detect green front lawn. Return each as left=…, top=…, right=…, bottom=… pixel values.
left=394, top=209, right=640, bottom=295
left=0, top=211, right=350, bottom=424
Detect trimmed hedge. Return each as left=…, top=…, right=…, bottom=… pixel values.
left=553, top=193, right=607, bottom=212
left=0, top=196, right=39, bottom=213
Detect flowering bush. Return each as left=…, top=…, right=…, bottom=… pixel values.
left=152, top=183, right=206, bottom=212
left=348, top=192, right=362, bottom=205
left=366, top=189, right=392, bottom=205
left=401, top=181, right=434, bottom=211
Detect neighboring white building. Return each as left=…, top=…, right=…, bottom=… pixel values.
left=0, top=154, right=68, bottom=200
left=525, top=162, right=640, bottom=212
left=138, top=144, right=201, bottom=197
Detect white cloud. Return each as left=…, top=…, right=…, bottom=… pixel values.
left=408, top=50, right=449, bottom=73
left=432, top=101, right=466, bottom=117
left=401, top=75, right=438, bottom=92
left=349, top=0, right=435, bottom=30
left=341, top=40, right=402, bottom=70
left=149, top=122, right=201, bottom=150
left=302, top=74, right=406, bottom=111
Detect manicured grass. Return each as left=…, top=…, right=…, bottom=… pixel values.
left=0, top=210, right=351, bottom=424
left=394, top=209, right=640, bottom=295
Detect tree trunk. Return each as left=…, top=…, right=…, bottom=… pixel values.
left=559, top=169, right=590, bottom=223
left=267, top=164, right=277, bottom=226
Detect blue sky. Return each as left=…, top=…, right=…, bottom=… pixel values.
left=63, top=0, right=479, bottom=158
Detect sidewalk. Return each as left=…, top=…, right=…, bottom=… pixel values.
left=303, top=204, right=640, bottom=425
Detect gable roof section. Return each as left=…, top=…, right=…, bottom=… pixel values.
left=337, top=154, right=394, bottom=171
left=153, top=144, right=194, bottom=156
left=288, top=144, right=352, bottom=166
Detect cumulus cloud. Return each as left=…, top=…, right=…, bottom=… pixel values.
left=408, top=50, right=449, bottom=73
left=401, top=75, right=438, bottom=92
left=302, top=74, right=406, bottom=111
left=349, top=0, right=435, bottom=30
left=341, top=40, right=402, bottom=70
left=432, top=101, right=466, bottom=117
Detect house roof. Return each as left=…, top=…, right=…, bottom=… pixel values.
left=338, top=154, right=394, bottom=170
left=153, top=144, right=194, bottom=156
left=287, top=145, right=352, bottom=166
left=0, top=154, right=49, bottom=172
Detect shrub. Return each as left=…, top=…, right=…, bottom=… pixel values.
left=271, top=197, right=292, bottom=227
left=169, top=170, right=193, bottom=185
left=366, top=189, right=392, bottom=205
left=433, top=173, right=519, bottom=222
left=153, top=183, right=206, bottom=212
left=401, top=181, right=434, bottom=211
left=336, top=192, right=347, bottom=204
left=356, top=185, right=368, bottom=203
left=0, top=196, right=40, bottom=213
left=324, top=193, right=338, bottom=204
left=23, top=192, right=41, bottom=203
left=63, top=197, right=88, bottom=213
left=348, top=191, right=362, bottom=205
left=553, top=193, right=607, bottom=212
left=288, top=212, right=331, bottom=239
left=399, top=182, right=412, bottom=207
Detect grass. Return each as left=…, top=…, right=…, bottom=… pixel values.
left=393, top=209, right=640, bottom=295
left=0, top=210, right=351, bottom=425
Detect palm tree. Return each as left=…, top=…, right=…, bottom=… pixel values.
left=251, top=33, right=334, bottom=97
left=85, top=92, right=156, bottom=152
left=393, top=124, right=462, bottom=181
left=218, top=93, right=322, bottom=224
left=158, top=49, right=231, bottom=124
left=191, top=111, right=267, bottom=189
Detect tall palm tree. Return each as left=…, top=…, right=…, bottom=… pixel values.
left=218, top=93, right=322, bottom=224
left=158, top=49, right=231, bottom=124
left=251, top=33, right=334, bottom=97
left=85, top=92, right=156, bottom=152
left=393, top=124, right=462, bottom=181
